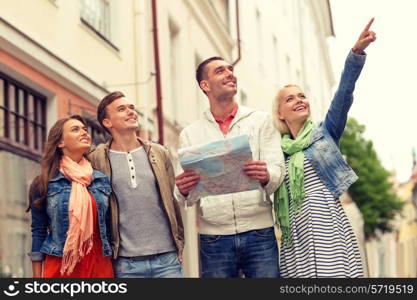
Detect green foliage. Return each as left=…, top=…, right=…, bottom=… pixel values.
left=340, top=118, right=403, bottom=237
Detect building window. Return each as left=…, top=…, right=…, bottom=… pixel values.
left=255, top=9, right=264, bottom=73
left=273, top=35, right=280, bottom=87
left=80, top=0, right=112, bottom=42
left=209, top=0, right=230, bottom=30
left=169, top=19, right=180, bottom=123
left=286, top=55, right=292, bottom=82
left=240, top=89, right=247, bottom=106
left=195, top=54, right=207, bottom=116
left=84, top=116, right=109, bottom=146
left=0, top=72, right=47, bottom=160
left=47, top=0, right=58, bottom=6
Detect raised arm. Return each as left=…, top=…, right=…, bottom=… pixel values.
left=324, top=18, right=376, bottom=142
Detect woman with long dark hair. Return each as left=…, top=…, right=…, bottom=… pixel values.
left=28, top=115, right=113, bottom=278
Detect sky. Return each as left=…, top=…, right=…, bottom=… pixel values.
left=328, top=0, right=417, bottom=183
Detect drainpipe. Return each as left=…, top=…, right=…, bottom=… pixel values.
left=132, top=0, right=139, bottom=116
left=232, top=0, right=241, bottom=66
left=151, top=0, right=164, bottom=145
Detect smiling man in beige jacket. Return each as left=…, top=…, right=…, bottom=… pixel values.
left=89, top=91, right=184, bottom=278
left=175, top=57, right=285, bottom=278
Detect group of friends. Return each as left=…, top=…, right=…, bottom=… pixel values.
left=28, top=19, right=376, bottom=278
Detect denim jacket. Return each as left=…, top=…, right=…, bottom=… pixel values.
left=304, top=50, right=366, bottom=198
left=29, top=170, right=113, bottom=261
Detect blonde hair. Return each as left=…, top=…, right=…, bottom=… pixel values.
left=272, top=84, right=302, bottom=135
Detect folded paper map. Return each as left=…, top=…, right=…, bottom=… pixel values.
left=178, top=135, right=260, bottom=198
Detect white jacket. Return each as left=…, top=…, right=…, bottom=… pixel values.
left=175, top=105, right=285, bottom=235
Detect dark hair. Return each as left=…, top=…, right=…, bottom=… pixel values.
left=28, top=115, right=88, bottom=211
left=97, top=91, right=125, bottom=134
left=195, top=56, right=224, bottom=93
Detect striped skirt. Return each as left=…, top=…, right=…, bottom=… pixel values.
left=280, top=158, right=364, bottom=278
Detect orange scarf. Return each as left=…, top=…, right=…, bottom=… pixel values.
left=59, top=155, right=94, bottom=275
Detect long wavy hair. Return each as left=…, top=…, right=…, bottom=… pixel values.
left=28, top=115, right=88, bottom=211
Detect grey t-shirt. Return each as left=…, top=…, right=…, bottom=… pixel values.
left=109, top=146, right=175, bottom=256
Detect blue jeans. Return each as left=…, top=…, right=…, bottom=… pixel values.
left=199, top=227, right=280, bottom=278
left=113, top=251, right=183, bottom=278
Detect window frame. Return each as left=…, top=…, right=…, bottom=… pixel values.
left=80, top=0, right=119, bottom=51
left=83, top=114, right=110, bottom=146
left=0, top=72, right=47, bottom=162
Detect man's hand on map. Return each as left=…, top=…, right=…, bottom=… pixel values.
left=242, top=161, right=270, bottom=185
left=176, top=170, right=200, bottom=196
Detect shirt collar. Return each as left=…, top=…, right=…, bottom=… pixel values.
left=214, top=103, right=239, bottom=122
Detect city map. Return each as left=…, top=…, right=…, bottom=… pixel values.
left=178, top=135, right=260, bottom=198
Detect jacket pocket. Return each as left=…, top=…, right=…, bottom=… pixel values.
left=235, top=190, right=269, bottom=218
left=46, top=188, right=61, bottom=216
left=199, top=234, right=221, bottom=243
left=94, top=186, right=112, bottom=209
left=96, top=186, right=112, bottom=196
left=253, top=227, right=275, bottom=238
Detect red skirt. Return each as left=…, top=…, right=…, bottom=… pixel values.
left=43, top=193, right=114, bottom=278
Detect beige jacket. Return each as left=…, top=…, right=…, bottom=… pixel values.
left=175, top=105, right=285, bottom=235
left=89, top=138, right=184, bottom=259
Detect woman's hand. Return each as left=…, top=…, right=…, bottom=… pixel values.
left=352, top=18, right=377, bottom=54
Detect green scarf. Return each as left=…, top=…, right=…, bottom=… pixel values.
left=274, top=120, right=314, bottom=247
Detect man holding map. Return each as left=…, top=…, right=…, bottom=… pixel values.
left=175, top=56, right=285, bottom=278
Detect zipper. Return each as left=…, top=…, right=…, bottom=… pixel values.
left=231, top=194, right=238, bottom=234
left=225, top=124, right=239, bottom=233
left=206, top=109, right=256, bottom=233
left=210, top=119, right=239, bottom=232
